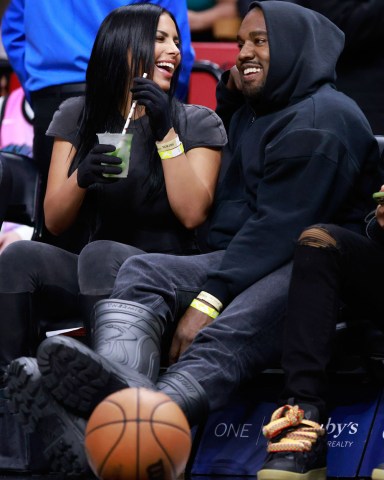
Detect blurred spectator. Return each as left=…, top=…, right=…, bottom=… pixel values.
left=0, top=19, right=33, bottom=249
left=238, top=0, right=384, bottom=134
left=1, top=0, right=194, bottom=248
left=0, top=223, right=32, bottom=252
left=188, top=0, right=240, bottom=41
left=0, top=84, right=34, bottom=251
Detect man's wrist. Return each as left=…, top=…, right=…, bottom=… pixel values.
left=190, top=299, right=219, bottom=319
left=196, top=291, right=223, bottom=313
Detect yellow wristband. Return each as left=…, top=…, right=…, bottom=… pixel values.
left=190, top=299, right=219, bottom=319
left=158, top=143, right=185, bottom=160
left=197, top=291, right=223, bottom=312
left=156, top=135, right=181, bottom=153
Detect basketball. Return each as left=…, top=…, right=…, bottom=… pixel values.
left=84, top=387, right=192, bottom=480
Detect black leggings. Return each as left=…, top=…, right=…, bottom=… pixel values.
left=0, top=239, right=145, bottom=365
left=280, top=223, right=384, bottom=420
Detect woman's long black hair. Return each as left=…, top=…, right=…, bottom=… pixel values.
left=70, top=3, right=183, bottom=198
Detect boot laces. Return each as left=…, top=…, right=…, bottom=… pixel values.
left=263, top=404, right=325, bottom=453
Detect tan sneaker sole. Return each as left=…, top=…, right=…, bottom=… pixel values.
left=258, top=467, right=326, bottom=480
left=372, top=467, right=384, bottom=480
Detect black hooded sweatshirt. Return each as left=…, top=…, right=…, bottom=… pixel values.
left=201, top=0, right=382, bottom=306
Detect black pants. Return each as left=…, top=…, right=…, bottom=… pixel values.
left=280, top=223, right=384, bottom=421
left=0, top=239, right=144, bottom=367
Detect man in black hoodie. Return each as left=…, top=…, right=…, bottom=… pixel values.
left=5, top=1, right=382, bottom=475
left=238, top=0, right=384, bottom=135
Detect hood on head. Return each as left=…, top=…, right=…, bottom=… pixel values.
left=247, top=0, right=345, bottom=110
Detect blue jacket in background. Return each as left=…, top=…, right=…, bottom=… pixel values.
left=1, top=0, right=194, bottom=101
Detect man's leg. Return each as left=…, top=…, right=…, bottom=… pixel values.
left=37, top=251, right=225, bottom=417
left=163, top=262, right=293, bottom=412
left=36, top=256, right=291, bottom=430
left=258, top=224, right=384, bottom=480
left=281, top=224, right=384, bottom=418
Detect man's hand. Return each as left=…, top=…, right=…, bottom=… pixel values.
left=169, top=307, right=214, bottom=365
left=376, top=185, right=384, bottom=228
left=226, top=65, right=242, bottom=92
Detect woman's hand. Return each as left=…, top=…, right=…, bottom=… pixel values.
left=131, top=77, right=172, bottom=141
left=77, top=144, right=122, bottom=188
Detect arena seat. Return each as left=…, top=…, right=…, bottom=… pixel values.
left=188, top=42, right=237, bottom=109
left=1, top=151, right=43, bottom=239
left=188, top=59, right=223, bottom=110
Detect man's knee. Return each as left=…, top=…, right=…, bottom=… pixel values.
left=118, top=253, right=172, bottom=280
left=298, top=225, right=337, bottom=249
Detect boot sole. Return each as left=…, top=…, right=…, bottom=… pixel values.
left=5, top=357, right=89, bottom=475
left=37, top=335, right=154, bottom=416
left=258, top=468, right=326, bottom=480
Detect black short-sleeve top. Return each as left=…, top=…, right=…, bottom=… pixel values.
left=46, top=96, right=227, bottom=254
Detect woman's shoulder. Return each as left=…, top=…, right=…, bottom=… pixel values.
left=178, top=102, right=227, bottom=149
left=181, top=102, right=220, bottom=122
left=53, top=96, right=85, bottom=121
left=46, top=96, right=85, bottom=142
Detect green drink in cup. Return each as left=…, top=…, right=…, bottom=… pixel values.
left=97, top=73, right=146, bottom=178
left=96, top=132, right=133, bottom=178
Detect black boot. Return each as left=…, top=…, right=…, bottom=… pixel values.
left=5, top=357, right=89, bottom=474
left=0, top=292, right=38, bottom=383
left=37, top=333, right=209, bottom=426
left=156, top=371, right=209, bottom=427
left=38, top=298, right=163, bottom=413
left=257, top=402, right=327, bottom=480
left=91, top=299, right=164, bottom=382
left=78, top=293, right=108, bottom=345
left=37, top=334, right=155, bottom=416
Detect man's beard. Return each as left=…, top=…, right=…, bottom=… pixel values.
left=243, top=83, right=265, bottom=105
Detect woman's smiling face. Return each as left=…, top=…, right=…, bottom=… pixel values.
left=152, top=13, right=181, bottom=91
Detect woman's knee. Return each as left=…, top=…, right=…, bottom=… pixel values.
left=0, top=240, right=49, bottom=268
left=0, top=240, right=51, bottom=290
left=78, top=240, right=144, bottom=294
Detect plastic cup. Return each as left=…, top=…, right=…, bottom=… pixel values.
left=96, top=132, right=132, bottom=178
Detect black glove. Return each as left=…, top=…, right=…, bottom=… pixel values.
left=131, top=77, right=172, bottom=141
left=77, top=143, right=122, bottom=188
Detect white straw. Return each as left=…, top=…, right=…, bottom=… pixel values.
left=122, top=72, right=148, bottom=134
